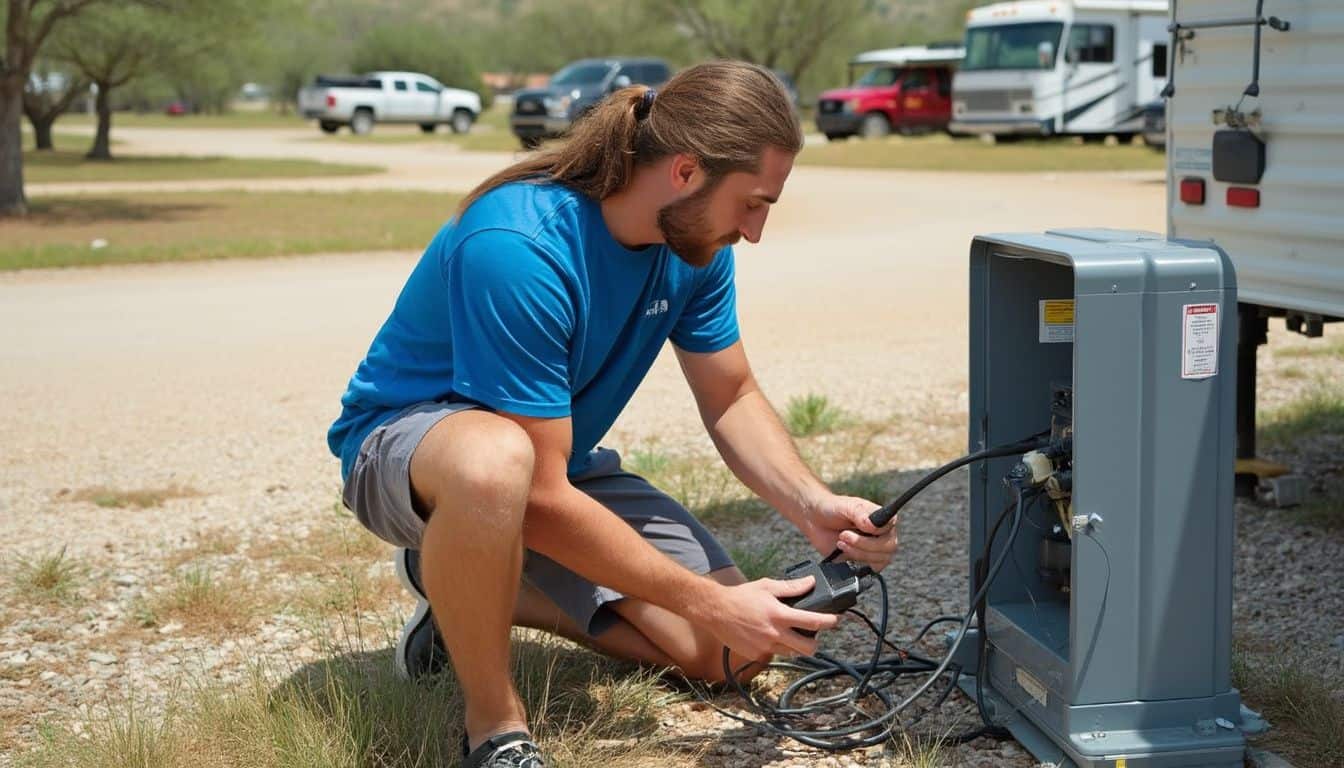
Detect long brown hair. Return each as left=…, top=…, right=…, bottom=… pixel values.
left=457, top=60, right=802, bottom=214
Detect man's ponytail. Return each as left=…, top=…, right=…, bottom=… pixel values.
left=457, top=62, right=800, bottom=215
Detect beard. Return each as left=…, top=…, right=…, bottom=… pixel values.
left=657, top=178, right=740, bottom=268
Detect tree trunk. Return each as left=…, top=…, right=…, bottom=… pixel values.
left=30, top=114, right=55, bottom=151
left=86, top=84, right=113, bottom=161
left=0, top=75, right=28, bottom=217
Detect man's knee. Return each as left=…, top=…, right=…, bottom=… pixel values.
left=411, top=411, right=535, bottom=524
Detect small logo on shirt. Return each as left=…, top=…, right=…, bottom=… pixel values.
left=644, top=299, right=669, bottom=318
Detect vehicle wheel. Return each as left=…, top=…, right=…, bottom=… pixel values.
left=519, top=135, right=542, bottom=150
left=860, top=113, right=891, bottom=139
left=1113, top=132, right=1137, bottom=145
left=824, top=133, right=848, bottom=142
left=450, top=109, right=474, bottom=134
left=319, top=121, right=340, bottom=134
left=1081, top=133, right=1106, bottom=144
left=350, top=109, right=374, bottom=135
left=420, top=123, right=436, bottom=134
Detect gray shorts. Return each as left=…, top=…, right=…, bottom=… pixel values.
left=341, top=400, right=735, bottom=636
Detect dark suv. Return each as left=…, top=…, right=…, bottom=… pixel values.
left=510, top=57, right=670, bottom=148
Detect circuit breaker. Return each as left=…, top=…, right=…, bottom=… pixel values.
left=959, top=229, right=1247, bottom=767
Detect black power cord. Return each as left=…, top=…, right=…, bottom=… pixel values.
left=689, top=437, right=1048, bottom=752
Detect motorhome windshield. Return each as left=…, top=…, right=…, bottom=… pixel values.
left=962, top=22, right=1064, bottom=71
left=853, top=66, right=899, bottom=87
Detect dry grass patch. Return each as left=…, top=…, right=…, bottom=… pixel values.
left=297, top=564, right=401, bottom=621
left=8, top=546, right=84, bottom=604
left=66, top=484, right=201, bottom=509
left=163, top=528, right=241, bottom=570
left=20, top=628, right=688, bottom=768
left=2, top=190, right=462, bottom=271
left=799, top=132, right=1165, bottom=173
left=1259, top=382, right=1344, bottom=449
left=249, top=514, right=389, bottom=578
left=134, top=567, right=262, bottom=635
left=1234, top=649, right=1344, bottom=768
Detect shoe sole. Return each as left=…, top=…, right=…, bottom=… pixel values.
left=394, top=548, right=432, bottom=682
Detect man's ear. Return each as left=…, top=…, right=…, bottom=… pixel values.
left=668, top=153, right=702, bottom=192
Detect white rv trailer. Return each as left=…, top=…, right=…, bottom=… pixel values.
left=950, top=0, right=1169, bottom=138
left=1163, top=0, right=1342, bottom=484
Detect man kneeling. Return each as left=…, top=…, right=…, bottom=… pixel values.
left=327, top=61, right=898, bottom=768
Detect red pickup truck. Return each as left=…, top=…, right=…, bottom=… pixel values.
left=815, top=45, right=964, bottom=140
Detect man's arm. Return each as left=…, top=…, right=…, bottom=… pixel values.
left=675, top=341, right=898, bottom=570
left=501, top=411, right=839, bottom=659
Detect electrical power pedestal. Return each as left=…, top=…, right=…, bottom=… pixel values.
left=954, top=229, right=1248, bottom=767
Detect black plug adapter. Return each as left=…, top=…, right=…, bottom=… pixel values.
left=780, top=559, right=867, bottom=619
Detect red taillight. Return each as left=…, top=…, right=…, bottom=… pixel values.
left=1179, top=177, right=1206, bottom=205
left=326, top=94, right=336, bottom=108
left=1227, top=187, right=1261, bottom=208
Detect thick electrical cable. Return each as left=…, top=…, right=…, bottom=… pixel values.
left=694, top=445, right=1043, bottom=752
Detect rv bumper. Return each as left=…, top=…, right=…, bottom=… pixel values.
left=950, top=117, right=1055, bottom=136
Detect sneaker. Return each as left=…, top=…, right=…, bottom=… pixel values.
left=463, top=731, right=547, bottom=768
left=393, top=547, right=449, bottom=681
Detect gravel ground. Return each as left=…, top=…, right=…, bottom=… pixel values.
left=2, top=130, right=1340, bottom=766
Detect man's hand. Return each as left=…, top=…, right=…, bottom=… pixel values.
left=798, top=493, right=898, bottom=572
left=697, top=576, right=841, bottom=660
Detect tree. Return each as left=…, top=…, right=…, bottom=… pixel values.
left=52, top=0, right=260, bottom=160
left=650, top=0, right=874, bottom=85
left=23, top=60, right=88, bottom=150
left=2, top=0, right=112, bottom=216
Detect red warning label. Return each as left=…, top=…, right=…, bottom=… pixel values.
left=1182, top=303, right=1219, bottom=379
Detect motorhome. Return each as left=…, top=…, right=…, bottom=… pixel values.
left=1163, top=0, right=1341, bottom=497
left=950, top=0, right=1169, bottom=139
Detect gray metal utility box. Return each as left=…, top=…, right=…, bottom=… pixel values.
left=966, top=229, right=1246, bottom=767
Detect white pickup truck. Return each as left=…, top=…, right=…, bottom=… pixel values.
left=297, top=71, right=481, bottom=135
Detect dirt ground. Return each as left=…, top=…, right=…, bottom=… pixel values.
left=12, top=127, right=1324, bottom=767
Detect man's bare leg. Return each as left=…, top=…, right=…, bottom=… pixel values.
left=411, top=410, right=536, bottom=752
left=512, top=580, right=676, bottom=668
left=513, top=569, right=765, bottom=683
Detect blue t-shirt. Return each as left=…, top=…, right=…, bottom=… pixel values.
left=327, top=181, right=740, bottom=479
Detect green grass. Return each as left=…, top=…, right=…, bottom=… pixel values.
left=783, top=393, right=849, bottom=437
left=1234, top=649, right=1344, bottom=768
left=58, top=108, right=307, bottom=130
left=798, top=132, right=1166, bottom=173
left=727, top=541, right=785, bottom=581
left=8, top=547, right=83, bottom=604
left=23, top=150, right=381, bottom=184
left=1258, top=384, right=1344, bottom=449
left=2, top=190, right=462, bottom=271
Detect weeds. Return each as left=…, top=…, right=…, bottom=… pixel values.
left=1234, top=650, right=1344, bottom=768
left=9, top=546, right=82, bottom=603
left=1259, top=383, right=1344, bottom=448
left=783, top=393, right=848, bottom=437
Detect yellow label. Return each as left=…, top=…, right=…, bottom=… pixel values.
left=1043, top=299, right=1075, bottom=325
left=1116, top=759, right=1127, bottom=768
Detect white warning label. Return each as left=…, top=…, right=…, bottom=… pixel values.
left=1182, top=303, right=1219, bottom=379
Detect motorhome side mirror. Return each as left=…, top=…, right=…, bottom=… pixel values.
left=611, top=75, right=632, bottom=91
